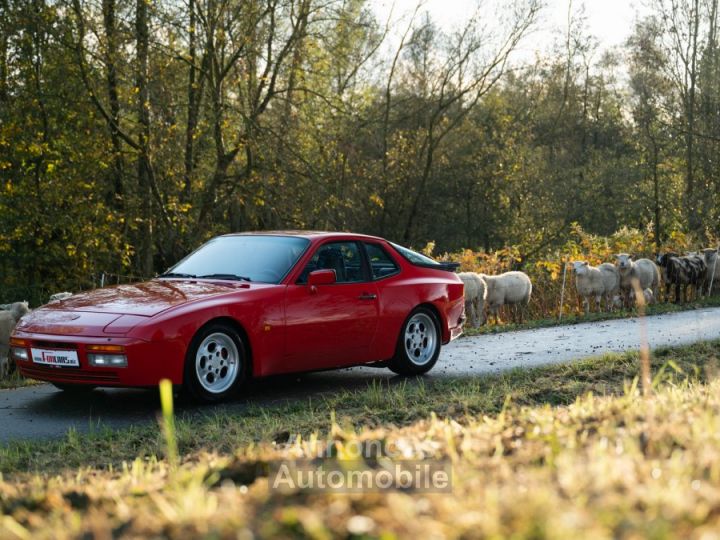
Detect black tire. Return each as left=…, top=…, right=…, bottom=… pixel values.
left=52, top=383, right=96, bottom=393
left=389, top=307, right=442, bottom=376
left=183, top=322, right=247, bottom=403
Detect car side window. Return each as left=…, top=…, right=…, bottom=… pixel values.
left=298, top=242, right=367, bottom=284
left=364, top=243, right=400, bottom=279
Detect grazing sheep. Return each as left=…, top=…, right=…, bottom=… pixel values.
left=457, top=272, right=487, bottom=327
left=48, top=291, right=73, bottom=303
left=615, top=254, right=661, bottom=307
left=480, top=271, right=532, bottom=324
left=701, top=248, right=720, bottom=295
left=572, top=261, right=620, bottom=313
left=656, top=253, right=706, bottom=303
left=0, top=301, right=30, bottom=378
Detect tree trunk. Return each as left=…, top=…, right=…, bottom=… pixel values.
left=686, top=0, right=700, bottom=231
left=102, top=0, right=124, bottom=206
left=0, top=0, right=8, bottom=103
left=182, top=0, right=204, bottom=202
left=652, top=139, right=661, bottom=249
left=136, top=0, right=153, bottom=276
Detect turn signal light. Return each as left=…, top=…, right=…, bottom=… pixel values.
left=9, top=337, right=28, bottom=347
left=86, top=344, right=125, bottom=353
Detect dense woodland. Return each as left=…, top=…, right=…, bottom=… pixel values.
left=1, top=0, right=720, bottom=301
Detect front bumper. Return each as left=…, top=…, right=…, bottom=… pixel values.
left=12, top=331, right=186, bottom=387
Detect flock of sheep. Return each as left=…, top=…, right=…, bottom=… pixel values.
left=459, top=248, right=720, bottom=327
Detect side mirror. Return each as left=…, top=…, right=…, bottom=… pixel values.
left=308, top=269, right=336, bottom=287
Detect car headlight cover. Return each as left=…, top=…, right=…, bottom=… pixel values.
left=10, top=347, right=28, bottom=361
left=88, top=353, right=128, bottom=367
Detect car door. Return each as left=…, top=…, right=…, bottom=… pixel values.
left=283, top=241, right=379, bottom=371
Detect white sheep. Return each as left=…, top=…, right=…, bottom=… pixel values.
left=480, top=271, right=532, bottom=324
left=572, top=261, right=620, bottom=313
left=0, top=301, right=30, bottom=379
left=48, top=291, right=73, bottom=303
left=629, top=287, right=656, bottom=306
left=701, top=248, right=720, bottom=295
left=457, top=272, right=487, bottom=327
left=615, top=254, right=661, bottom=307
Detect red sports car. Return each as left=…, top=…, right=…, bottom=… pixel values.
left=11, top=232, right=465, bottom=402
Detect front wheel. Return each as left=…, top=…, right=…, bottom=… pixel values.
left=389, top=307, right=442, bottom=376
left=183, top=323, right=246, bottom=403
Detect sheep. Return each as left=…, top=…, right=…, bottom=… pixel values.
left=572, top=261, right=620, bottom=314
left=480, top=271, right=532, bottom=324
left=457, top=272, right=487, bottom=327
left=48, top=291, right=73, bottom=303
left=656, top=253, right=706, bottom=303
left=615, top=254, right=661, bottom=307
left=0, top=301, right=30, bottom=379
left=701, top=248, right=720, bottom=295
left=629, top=287, right=656, bottom=306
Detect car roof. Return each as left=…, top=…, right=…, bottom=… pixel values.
left=222, top=230, right=388, bottom=242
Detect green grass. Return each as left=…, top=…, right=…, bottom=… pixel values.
left=2, top=341, right=720, bottom=537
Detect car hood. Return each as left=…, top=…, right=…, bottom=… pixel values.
left=42, top=279, right=248, bottom=317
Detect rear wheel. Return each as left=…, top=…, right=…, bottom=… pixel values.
left=183, top=323, right=246, bottom=403
left=389, top=307, right=441, bottom=376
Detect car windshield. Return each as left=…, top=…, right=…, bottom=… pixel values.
left=162, top=235, right=310, bottom=284
left=389, top=242, right=443, bottom=267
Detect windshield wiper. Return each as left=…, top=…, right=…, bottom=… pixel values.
left=197, top=273, right=252, bottom=282
left=157, top=272, right=197, bottom=279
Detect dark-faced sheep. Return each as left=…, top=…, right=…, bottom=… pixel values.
left=656, top=253, right=706, bottom=303
left=615, top=254, right=660, bottom=307
left=457, top=272, right=487, bottom=328
left=480, top=271, right=532, bottom=324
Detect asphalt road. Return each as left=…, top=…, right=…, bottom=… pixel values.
left=2, top=306, right=719, bottom=444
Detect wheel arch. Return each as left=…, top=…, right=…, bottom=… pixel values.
left=416, top=302, right=447, bottom=343
left=192, top=316, right=255, bottom=379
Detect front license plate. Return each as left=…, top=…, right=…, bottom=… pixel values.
left=30, top=348, right=80, bottom=367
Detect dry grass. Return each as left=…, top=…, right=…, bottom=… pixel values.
left=1, top=341, right=720, bottom=538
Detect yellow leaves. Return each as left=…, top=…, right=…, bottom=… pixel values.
left=535, top=260, right=562, bottom=281
left=369, top=193, right=384, bottom=208
left=422, top=241, right=436, bottom=257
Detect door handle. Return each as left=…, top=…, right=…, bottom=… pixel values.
left=357, top=293, right=377, bottom=300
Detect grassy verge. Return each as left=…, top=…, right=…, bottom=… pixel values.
left=0, top=370, right=41, bottom=390
left=2, top=341, right=720, bottom=537
left=464, top=294, right=720, bottom=335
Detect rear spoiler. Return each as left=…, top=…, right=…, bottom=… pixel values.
left=439, top=262, right=461, bottom=272
left=414, top=261, right=460, bottom=272
left=422, top=261, right=460, bottom=272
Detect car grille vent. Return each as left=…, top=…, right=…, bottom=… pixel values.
left=20, top=365, right=120, bottom=383
left=31, top=340, right=79, bottom=350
